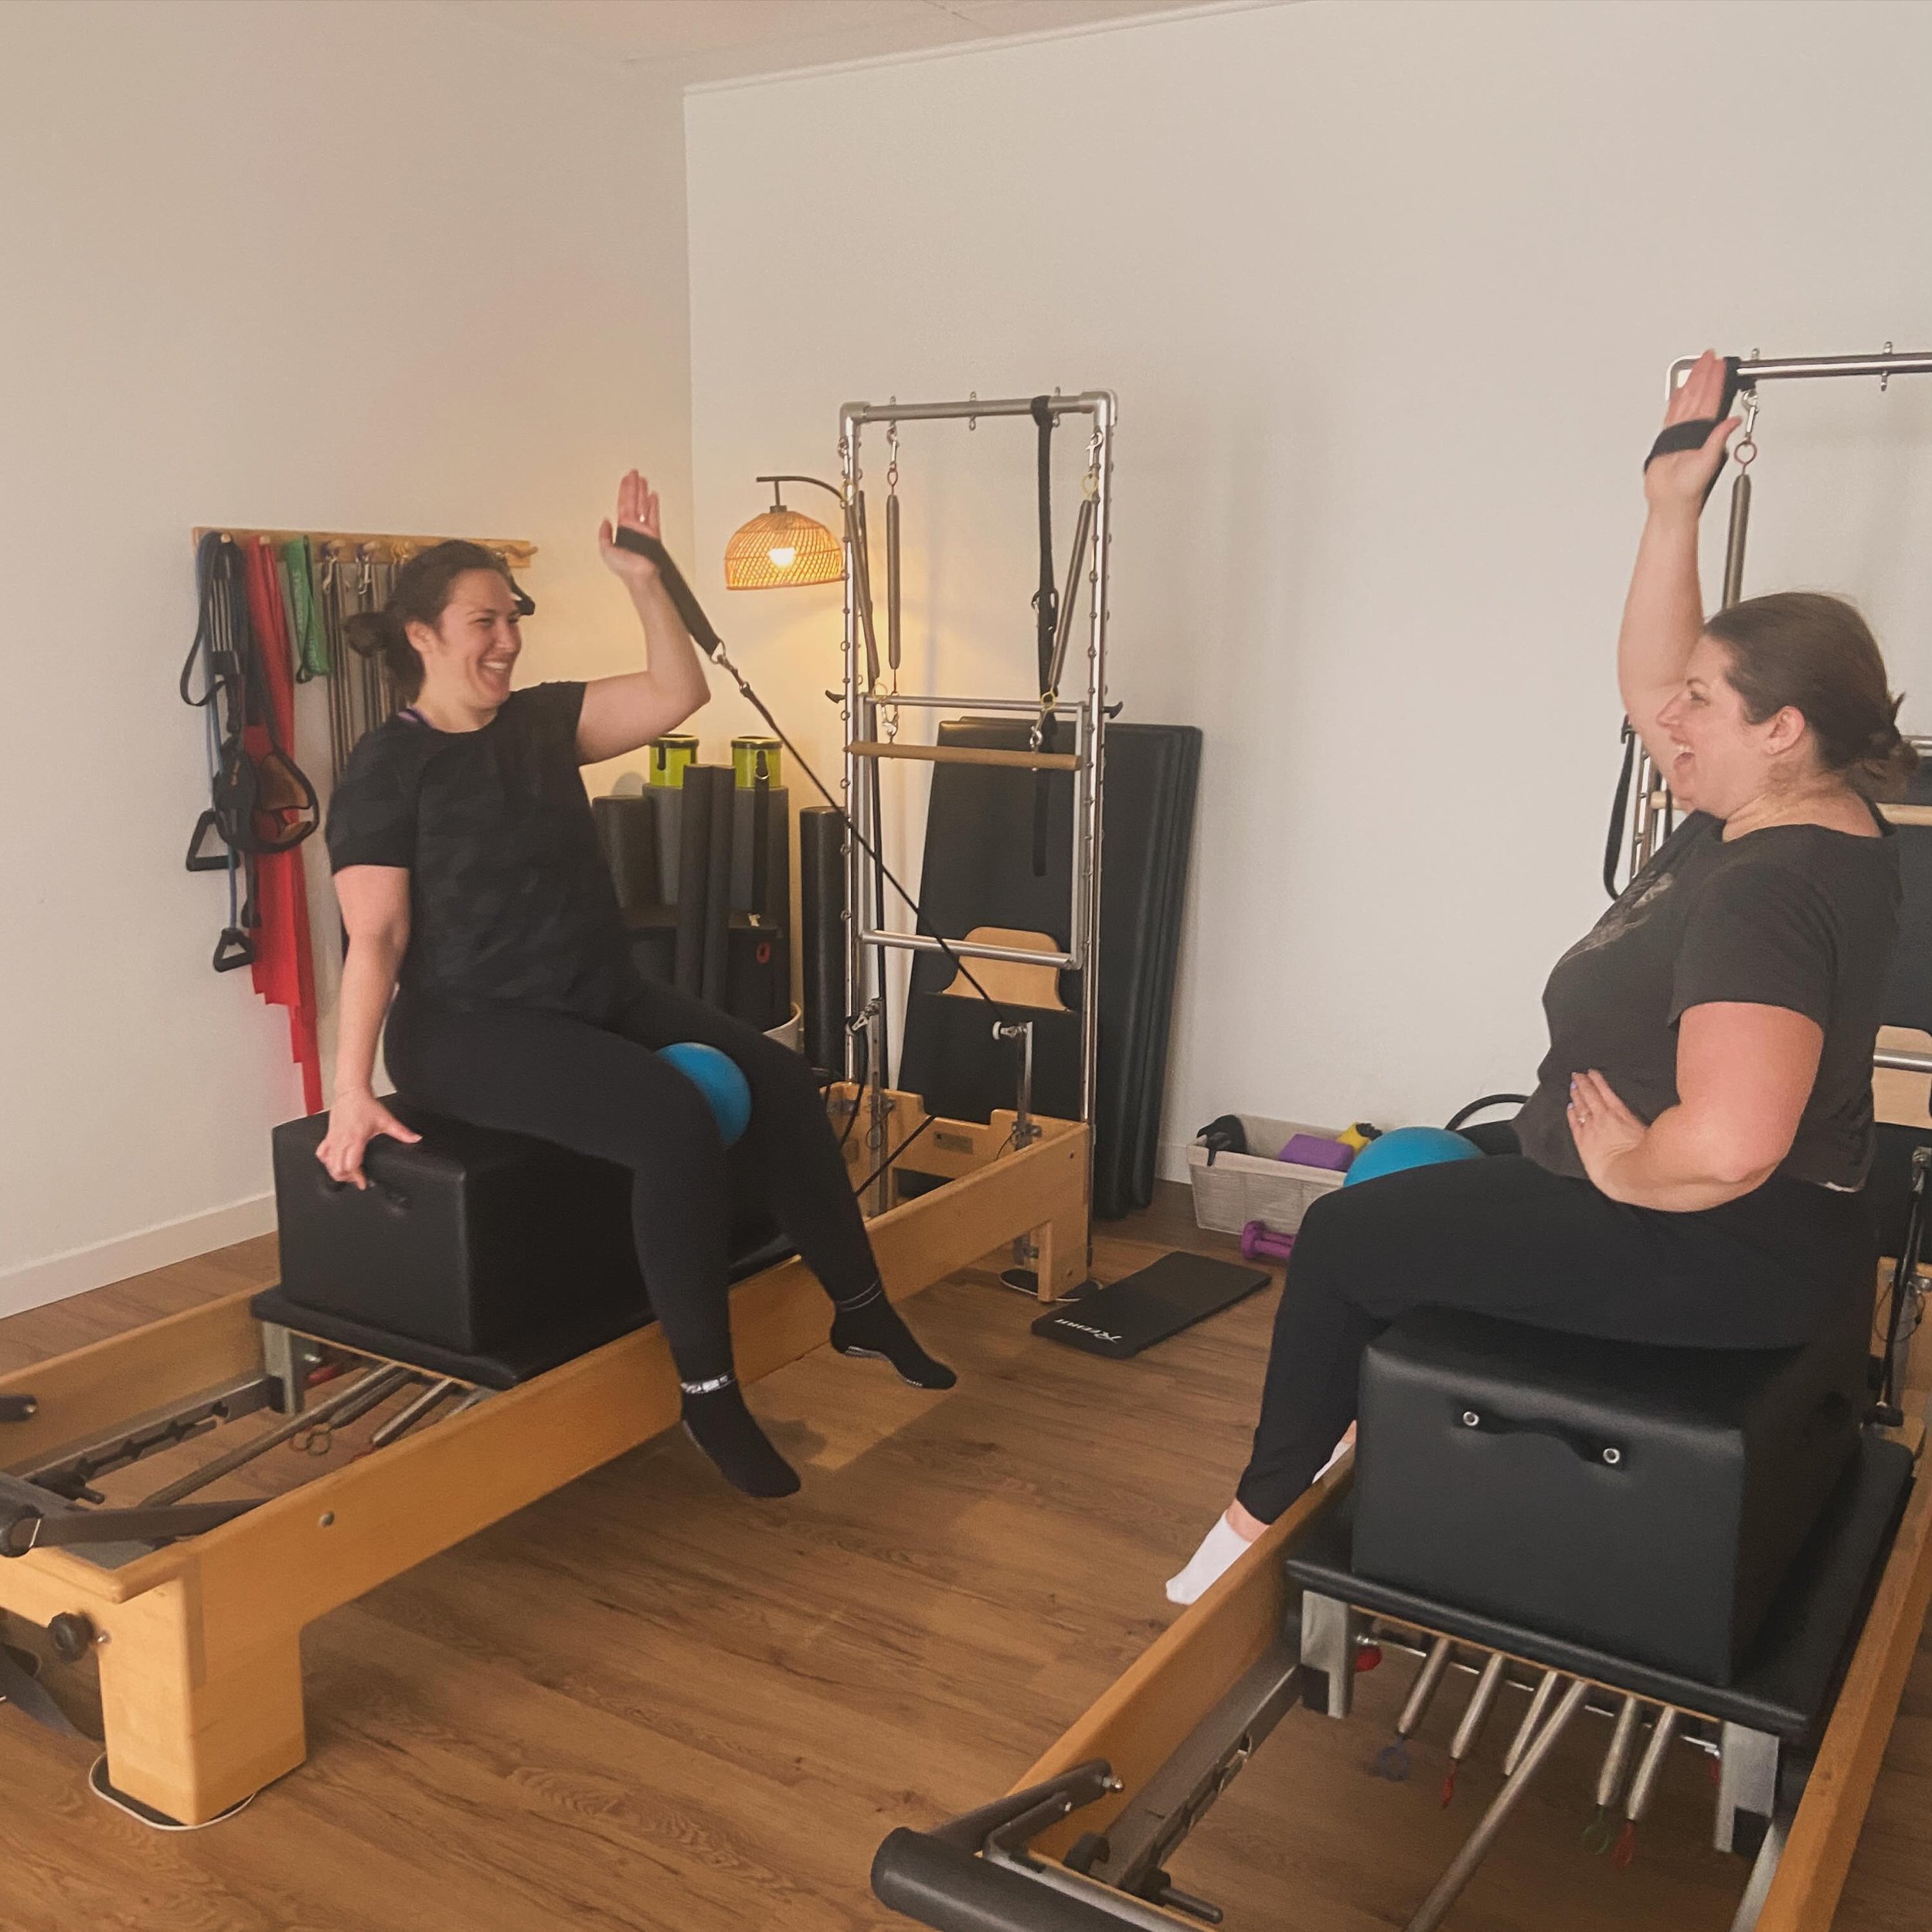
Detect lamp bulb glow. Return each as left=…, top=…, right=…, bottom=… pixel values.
left=767, top=546, right=798, bottom=570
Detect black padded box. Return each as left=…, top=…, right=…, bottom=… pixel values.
left=1352, top=1304, right=1868, bottom=1685
left=268, top=1102, right=647, bottom=1356
left=259, top=1102, right=790, bottom=1387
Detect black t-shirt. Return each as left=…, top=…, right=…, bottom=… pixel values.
left=1515, top=811, right=1900, bottom=1189
left=325, top=682, right=638, bottom=1020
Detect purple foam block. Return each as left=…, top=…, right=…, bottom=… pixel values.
left=1278, top=1133, right=1352, bottom=1172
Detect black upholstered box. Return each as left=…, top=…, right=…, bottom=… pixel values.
left=269, top=1102, right=646, bottom=1357
left=1351, top=1304, right=1868, bottom=1684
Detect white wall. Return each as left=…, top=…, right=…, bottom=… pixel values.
left=684, top=0, right=1932, bottom=1178
left=0, top=0, right=692, bottom=1308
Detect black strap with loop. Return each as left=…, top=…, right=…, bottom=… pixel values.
left=1029, top=396, right=1059, bottom=878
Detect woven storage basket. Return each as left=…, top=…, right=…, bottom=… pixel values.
left=1188, top=1114, right=1348, bottom=1237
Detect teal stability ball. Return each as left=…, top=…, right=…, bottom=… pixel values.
left=658, top=1042, right=753, bottom=1148
left=1342, top=1124, right=1483, bottom=1186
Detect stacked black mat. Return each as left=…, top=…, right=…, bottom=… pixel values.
left=592, top=769, right=791, bottom=1031
left=896, top=719, right=1201, bottom=1219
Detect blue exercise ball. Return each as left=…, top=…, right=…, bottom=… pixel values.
left=1342, top=1124, right=1483, bottom=1187
left=658, top=1042, right=753, bottom=1148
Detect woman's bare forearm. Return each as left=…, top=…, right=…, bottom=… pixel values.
left=1617, top=506, right=1706, bottom=723
left=1597, top=1103, right=1774, bottom=1211
left=333, top=933, right=405, bottom=1100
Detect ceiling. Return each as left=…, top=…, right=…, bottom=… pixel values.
left=443, top=0, right=1228, bottom=85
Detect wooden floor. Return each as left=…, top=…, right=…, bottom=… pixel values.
left=0, top=1187, right=1925, bottom=1931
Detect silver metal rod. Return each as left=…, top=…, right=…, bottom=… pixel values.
left=1449, top=1652, right=1509, bottom=1766
left=842, top=393, right=1109, bottom=425
left=369, top=1378, right=460, bottom=1450
left=1671, top=350, right=1932, bottom=397
left=141, top=1365, right=410, bottom=1506
left=1405, top=1678, right=1590, bottom=1932
left=1079, top=395, right=1114, bottom=1141
left=1595, top=1695, right=1646, bottom=1811
left=1625, top=1706, right=1683, bottom=1823
left=1502, top=1668, right=1563, bottom=1777
left=840, top=411, right=865, bottom=1091
left=1876, top=1048, right=1932, bottom=1073
left=860, top=930, right=1077, bottom=971
left=894, top=694, right=1090, bottom=719
left=1399, top=1636, right=1457, bottom=1737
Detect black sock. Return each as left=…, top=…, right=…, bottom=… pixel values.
left=679, top=1378, right=801, bottom=1498
left=829, top=1287, right=957, bottom=1390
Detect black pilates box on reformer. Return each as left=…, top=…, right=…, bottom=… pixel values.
left=255, top=1102, right=789, bottom=1388
left=1350, top=1304, right=1869, bottom=1685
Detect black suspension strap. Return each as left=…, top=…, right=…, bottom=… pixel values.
left=1029, top=396, right=1060, bottom=877
left=612, top=527, right=1012, bottom=1023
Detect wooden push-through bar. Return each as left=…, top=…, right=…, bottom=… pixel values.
left=0, top=1100, right=1088, bottom=1825
left=848, top=741, right=1081, bottom=773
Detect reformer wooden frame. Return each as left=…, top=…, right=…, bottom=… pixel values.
left=879, top=1417, right=1932, bottom=1931
left=0, top=1100, right=1089, bottom=1828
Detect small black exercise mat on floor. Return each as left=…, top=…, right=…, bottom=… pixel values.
left=1032, top=1251, right=1270, bottom=1359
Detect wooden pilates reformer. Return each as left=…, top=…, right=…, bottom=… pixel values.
left=0, top=1087, right=1090, bottom=1829
left=0, top=389, right=1119, bottom=1827
left=870, top=1409, right=1932, bottom=1932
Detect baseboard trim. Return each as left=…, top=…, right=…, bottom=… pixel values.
left=0, top=1195, right=277, bottom=1321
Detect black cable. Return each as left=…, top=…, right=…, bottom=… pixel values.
left=851, top=1110, right=938, bottom=1198
left=611, top=530, right=1017, bottom=1024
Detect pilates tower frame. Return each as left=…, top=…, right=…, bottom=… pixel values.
left=836, top=393, right=1116, bottom=1235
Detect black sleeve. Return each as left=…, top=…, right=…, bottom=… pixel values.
left=510, top=681, right=588, bottom=760
left=1670, top=860, right=1836, bottom=1027
left=325, top=737, right=417, bottom=873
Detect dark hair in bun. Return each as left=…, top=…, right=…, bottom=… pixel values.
left=1704, top=591, right=1919, bottom=801
left=342, top=540, right=526, bottom=701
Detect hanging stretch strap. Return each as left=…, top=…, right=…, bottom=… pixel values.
left=1029, top=396, right=1059, bottom=879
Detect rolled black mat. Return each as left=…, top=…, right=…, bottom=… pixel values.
left=593, top=793, right=661, bottom=913
left=674, top=765, right=715, bottom=996
left=800, top=806, right=846, bottom=1075
left=702, top=767, right=734, bottom=1010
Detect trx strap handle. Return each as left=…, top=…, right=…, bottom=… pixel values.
left=1029, top=396, right=1059, bottom=879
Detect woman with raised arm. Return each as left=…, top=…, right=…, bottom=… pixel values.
left=316, top=474, right=952, bottom=1501
left=1168, top=353, right=1913, bottom=1606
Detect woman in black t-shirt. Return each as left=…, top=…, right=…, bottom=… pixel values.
left=318, top=475, right=951, bottom=1499
left=1165, top=354, right=1917, bottom=1606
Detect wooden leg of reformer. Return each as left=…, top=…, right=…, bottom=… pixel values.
left=95, top=1577, right=305, bottom=1825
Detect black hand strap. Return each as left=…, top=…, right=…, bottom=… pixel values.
left=612, top=528, right=723, bottom=655
left=1644, top=355, right=1745, bottom=504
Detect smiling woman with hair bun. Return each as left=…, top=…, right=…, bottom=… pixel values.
left=318, top=473, right=954, bottom=1504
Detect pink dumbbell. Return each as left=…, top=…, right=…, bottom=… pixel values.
left=1240, top=1220, right=1295, bottom=1264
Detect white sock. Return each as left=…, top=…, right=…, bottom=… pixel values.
left=1165, top=1428, right=1357, bottom=1608
left=1165, top=1513, right=1252, bottom=1607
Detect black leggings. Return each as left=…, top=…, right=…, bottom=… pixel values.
left=1236, top=1151, right=1875, bottom=1522
left=385, top=983, right=876, bottom=1388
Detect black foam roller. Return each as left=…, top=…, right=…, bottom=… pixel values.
left=593, top=793, right=661, bottom=913
left=702, top=767, right=733, bottom=1010
left=674, top=767, right=714, bottom=995
left=801, top=807, right=846, bottom=1075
